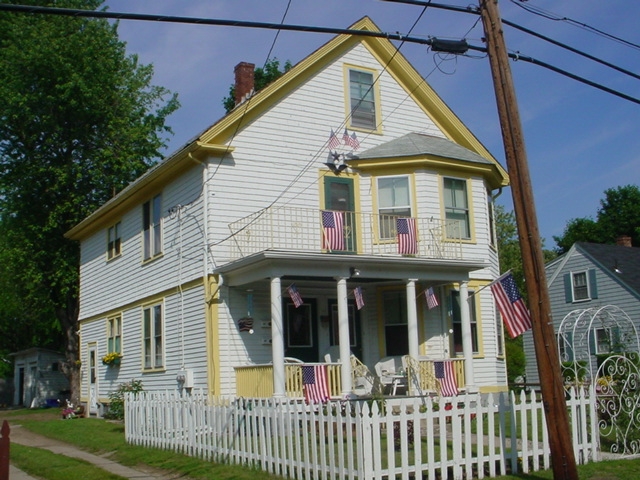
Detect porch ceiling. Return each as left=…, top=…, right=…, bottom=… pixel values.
left=214, top=250, right=487, bottom=287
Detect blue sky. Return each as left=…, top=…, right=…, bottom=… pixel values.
left=104, top=0, right=640, bottom=247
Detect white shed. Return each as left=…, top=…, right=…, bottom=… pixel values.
left=10, top=348, right=70, bottom=408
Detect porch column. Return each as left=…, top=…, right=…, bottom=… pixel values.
left=459, top=281, right=477, bottom=392
left=336, top=277, right=353, bottom=397
left=270, top=276, right=286, bottom=398
left=406, top=279, right=420, bottom=360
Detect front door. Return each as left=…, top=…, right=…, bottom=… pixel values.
left=284, top=298, right=318, bottom=362
left=88, top=344, right=98, bottom=415
left=324, top=176, right=356, bottom=253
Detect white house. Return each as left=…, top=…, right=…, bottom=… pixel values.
left=66, top=17, right=510, bottom=414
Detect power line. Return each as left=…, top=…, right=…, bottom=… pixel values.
left=1, top=2, right=638, bottom=105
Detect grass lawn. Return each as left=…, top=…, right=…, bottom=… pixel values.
left=2, top=407, right=639, bottom=480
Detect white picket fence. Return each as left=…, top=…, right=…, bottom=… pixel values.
left=125, top=388, right=599, bottom=480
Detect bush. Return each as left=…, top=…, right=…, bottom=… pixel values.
left=104, top=379, right=143, bottom=421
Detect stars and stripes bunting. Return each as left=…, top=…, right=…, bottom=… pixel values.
left=302, top=365, right=330, bottom=404
left=396, top=217, right=418, bottom=255
left=490, top=272, right=532, bottom=338
left=322, top=210, right=345, bottom=251
left=434, top=360, right=458, bottom=397
left=287, top=284, right=304, bottom=308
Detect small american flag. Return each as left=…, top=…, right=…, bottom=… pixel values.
left=434, top=361, right=458, bottom=397
left=322, top=210, right=345, bottom=251
left=342, top=128, right=351, bottom=146
left=302, top=365, right=330, bottom=404
left=348, top=132, right=360, bottom=150
left=425, top=287, right=439, bottom=310
left=396, top=217, right=418, bottom=255
left=328, top=129, right=341, bottom=149
left=354, top=286, right=365, bottom=310
left=287, top=284, right=303, bottom=308
left=491, top=273, right=532, bottom=338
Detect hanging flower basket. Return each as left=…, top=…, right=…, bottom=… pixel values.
left=102, top=352, right=122, bottom=366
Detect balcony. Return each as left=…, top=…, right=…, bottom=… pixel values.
left=226, top=207, right=464, bottom=262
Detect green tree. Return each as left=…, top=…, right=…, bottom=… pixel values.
left=222, top=57, right=292, bottom=113
left=0, top=0, right=178, bottom=398
left=553, top=185, right=640, bottom=253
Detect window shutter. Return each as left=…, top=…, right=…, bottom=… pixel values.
left=588, top=330, right=596, bottom=355
left=588, top=269, right=598, bottom=299
left=563, top=273, right=573, bottom=303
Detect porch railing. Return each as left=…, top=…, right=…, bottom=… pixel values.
left=226, top=206, right=463, bottom=261
left=405, top=357, right=466, bottom=395
left=235, top=363, right=342, bottom=399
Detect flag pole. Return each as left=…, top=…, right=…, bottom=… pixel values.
left=467, top=270, right=512, bottom=299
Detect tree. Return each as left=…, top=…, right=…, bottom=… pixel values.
left=222, top=57, right=292, bottom=113
left=553, top=185, right=640, bottom=253
left=0, top=0, right=179, bottom=399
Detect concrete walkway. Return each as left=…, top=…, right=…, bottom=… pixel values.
left=8, top=422, right=184, bottom=480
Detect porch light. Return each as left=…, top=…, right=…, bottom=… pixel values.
left=350, top=267, right=361, bottom=277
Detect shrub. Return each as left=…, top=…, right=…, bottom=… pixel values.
left=104, top=379, right=143, bottom=421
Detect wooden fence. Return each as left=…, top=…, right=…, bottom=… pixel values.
left=125, top=388, right=599, bottom=480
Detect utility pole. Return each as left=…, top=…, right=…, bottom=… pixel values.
left=478, top=1, right=578, bottom=479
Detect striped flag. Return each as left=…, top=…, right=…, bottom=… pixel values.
left=328, top=129, right=341, bottom=149
left=302, top=365, right=330, bottom=404
left=287, top=284, right=303, bottom=308
left=434, top=361, right=458, bottom=397
left=490, top=273, right=532, bottom=338
left=348, top=132, right=360, bottom=150
left=342, top=128, right=351, bottom=145
left=396, top=217, right=418, bottom=255
left=354, top=286, right=365, bottom=310
left=322, top=210, right=345, bottom=251
left=425, top=287, right=439, bottom=310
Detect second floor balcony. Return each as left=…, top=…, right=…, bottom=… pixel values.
left=226, top=206, right=465, bottom=262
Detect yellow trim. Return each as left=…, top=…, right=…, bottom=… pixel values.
left=439, top=174, right=477, bottom=244
left=445, top=282, right=484, bottom=358
left=479, top=385, right=509, bottom=394
left=342, top=63, right=383, bottom=134
left=105, top=313, right=123, bottom=356
left=206, top=274, right=221, bottom=396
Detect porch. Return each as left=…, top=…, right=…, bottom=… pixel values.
left=225, top=206, right=464, bottom=262
left=235, top=357, right=466, bottom=399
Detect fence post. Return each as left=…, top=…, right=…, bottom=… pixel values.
left=0, top=420, right=10, bottom=480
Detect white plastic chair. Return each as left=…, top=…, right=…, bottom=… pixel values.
left=374, top=356, right=407, bottom=395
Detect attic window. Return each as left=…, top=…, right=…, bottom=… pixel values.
left=572, top=271, right=589, bottom=301
left=347, top=67, right=379, bottom=131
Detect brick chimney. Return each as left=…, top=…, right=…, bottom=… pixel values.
left=234, top=62, right=255, bottom=106
left=616, top=235, right=632, bottom=247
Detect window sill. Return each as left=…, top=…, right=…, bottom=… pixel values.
left=142, top=253, right=164, bottom=265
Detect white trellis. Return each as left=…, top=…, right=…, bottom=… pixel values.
left=557, top=305, right=640, bottom=456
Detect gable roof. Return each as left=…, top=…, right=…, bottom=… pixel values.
left=576, top=242, right=640, bottom=295
left=66, top=16, right=508, bottom=241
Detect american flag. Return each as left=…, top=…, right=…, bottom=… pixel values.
left=302, top=365, right=330, bottom=404
left=354, top=286, right=365, bottom=310
left=322, top=210, right=345, bottom=251
left=434, top=361, right=458, bottom=397
left=328, top=129, right=341, bottom=149
left=342, top=128, right=351, bottom=145
left=348, top=132, right=360, bottom=150
left=396, top=217, right=418, bottom=255
left=491, top=273, right=532, bottom=338
left=287, top=284, right=303, bottom=308
left=425, top=287, right=439, bottom=310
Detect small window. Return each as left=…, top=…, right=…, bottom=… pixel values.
left=107, top=222, right=121, bottom=260
left=443, top=177, right=470, bottom=239
left=377, top=176, right=411, bottom=240
left=143, top=194, right=162, bottom=260
left=383, top=290, right=408, bottom=356
left=143, top=304, right=163, bottom=369
left=348, top=68, right=377, bottom=130
left=107, top=315, right=122, bottom=354
left=595, top=328, right=611, bottom=355
left=572, top=271, right=589, bottom=301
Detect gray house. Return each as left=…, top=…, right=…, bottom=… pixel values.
left=524, top=238, right=640, bottom=384
left=10, top=348, right=70, bottom=407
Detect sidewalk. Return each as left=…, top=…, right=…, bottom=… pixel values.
left=8, top=422, right=183, bottom=480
